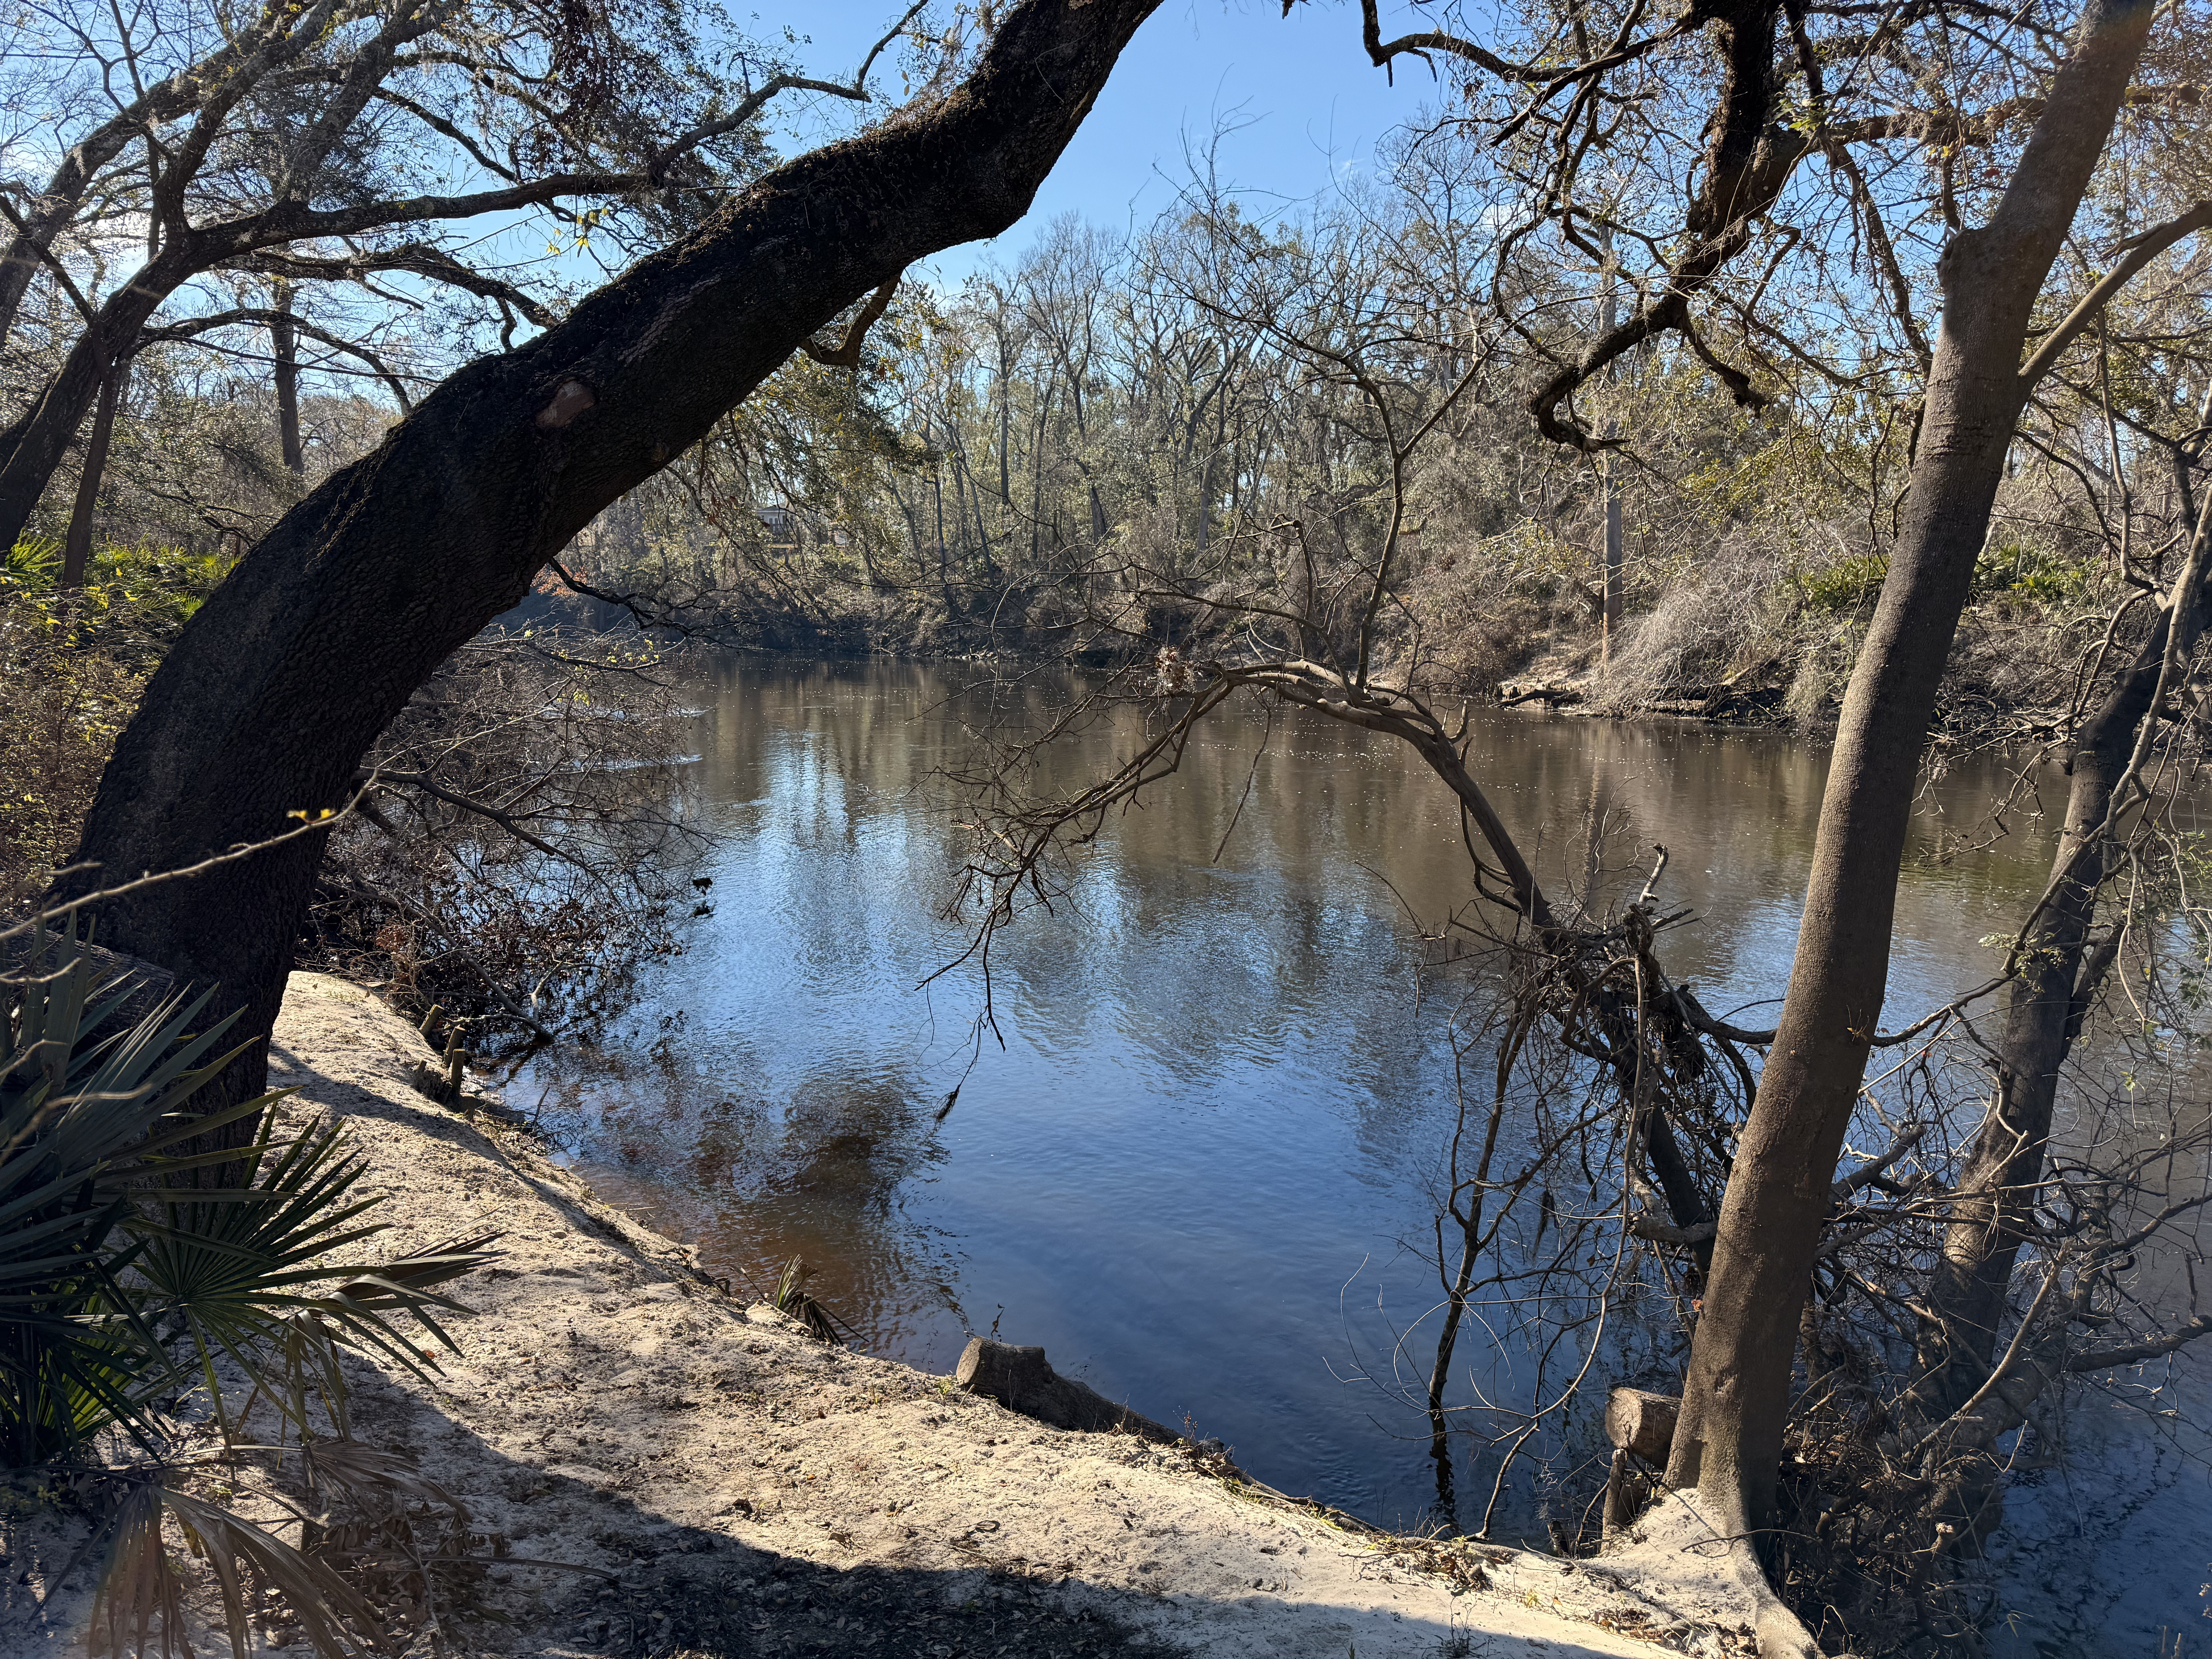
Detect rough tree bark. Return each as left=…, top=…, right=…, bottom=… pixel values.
left=57, top=0, right=1166, bottom=1122
left=1662, top=0, right=2160, bottom=1573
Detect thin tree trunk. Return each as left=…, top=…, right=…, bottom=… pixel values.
left=951, top=448, right=972, bottom=557
left=0, top=245, right=196, bottom=548
left=60, top=361, right=127, bottom=589
left=1426, top=1028, right=1516, bottom=1520
left=945, top=421, right=995, bottom=574
left=1664, top=0, right=2159, bottom=1559
left=998, top=351, right=1013, bottom=505
left=1028, top=380, right=1053, bottom=564
left=1910, top=480, right=2212, bottom=1427
left=57, top=0, right=1166, bottom=1128
left=931, top=441, right=952, bottom=611
left=1195, top=454, right=1212, bottom=558
left=272, top=282, right=305, bottom=478
left=1599, top=232, right=1623, bottom=669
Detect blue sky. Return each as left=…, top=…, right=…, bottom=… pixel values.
left=211, top=2, right=1457, bottom=396
left=772, top=1, right=1454, bottom=284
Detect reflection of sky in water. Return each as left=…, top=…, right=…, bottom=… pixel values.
left=518, top=660, right=2209, bottom=1640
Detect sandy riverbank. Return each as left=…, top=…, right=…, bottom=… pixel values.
left=4, top=974, right=1768, bottom=1658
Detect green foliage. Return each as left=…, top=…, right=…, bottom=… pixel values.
left=5, top=535, right=60, bottom=585
left=1, top=537, right=236, bottom=665
left=771, top=1255, right=846, bottom=1343
left=2, top=925, right=501, bottom=1655
left=1785, top=541, right=2093, bottom=619
left=128, top=1115, right=494, bottom=1446
left=1974, top=540, right=2095, bottom=605
left=1792, top=551, right=1891, bottom=612
left=1, top=932, right=261, bottom=1468
left=0, top=924, right=498, bottom=1471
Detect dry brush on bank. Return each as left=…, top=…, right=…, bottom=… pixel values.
left=904, top=0, right=2212, bottom=1645
left=923, top=5, right=2212, bottom=1613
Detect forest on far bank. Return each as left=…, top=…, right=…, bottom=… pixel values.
left=13, top=23, right=2199, bottom=746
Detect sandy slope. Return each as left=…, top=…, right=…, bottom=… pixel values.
left=5, top=974, right=1758, bottom=1658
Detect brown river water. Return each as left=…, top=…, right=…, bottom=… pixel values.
left=516, top=658, right=2209, bottom=1654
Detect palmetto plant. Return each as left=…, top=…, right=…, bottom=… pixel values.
left=2, top=923, right=500, bottom=1654
left=771, top=1255, right=851, bottom=1345
left=3, top=928, right=264, bottom=1467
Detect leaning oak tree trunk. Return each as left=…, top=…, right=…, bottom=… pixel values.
left=57, top=0, right=1166, bottom=1124
left=1661, top=0, right=2160, bottom=1599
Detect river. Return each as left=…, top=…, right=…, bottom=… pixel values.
left=515, top=657, right=2209, bottom=1654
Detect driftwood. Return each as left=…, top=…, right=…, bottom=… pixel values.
left=954, top=1338, right=1177, bottom=1443
left=1497, top=680, right=1585, bottom=708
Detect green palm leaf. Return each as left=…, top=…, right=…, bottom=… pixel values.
left=5, top=920, right=500, bottom=1457
left=8, top=923, right=503, bottom=1657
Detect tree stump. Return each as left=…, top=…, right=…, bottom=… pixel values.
left=1600, top=1389, right=1680, bottom=1545
left=954, top=1338, right=1177, bottom=1443
left=1603, top=1388, right=1680, bottom=1463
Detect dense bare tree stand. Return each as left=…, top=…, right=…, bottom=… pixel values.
left=1661, top=0, right=2161, bottom=1640
left=57, top=0, right=1165, bottom=1118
